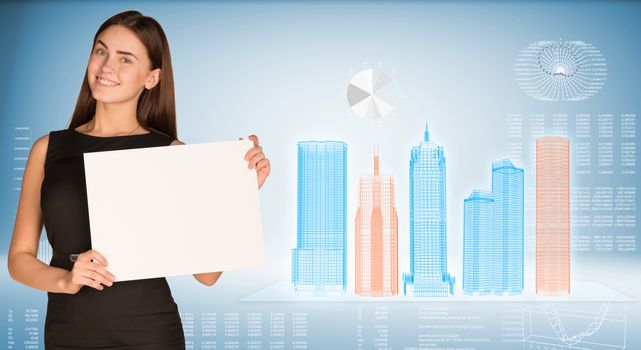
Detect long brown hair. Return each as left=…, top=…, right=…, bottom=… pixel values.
left=68, top=10, right=176, bottom=139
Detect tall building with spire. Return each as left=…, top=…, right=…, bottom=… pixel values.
left=292, top=141, right=347, bottom=295
left=536, top=136, right=570, bottom=295
left=403, top=123, right=454, bottom=296
left=355, top=146, right=398, bottom=296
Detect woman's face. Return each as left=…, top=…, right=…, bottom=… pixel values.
left=87, top=25, right=160, bottom=104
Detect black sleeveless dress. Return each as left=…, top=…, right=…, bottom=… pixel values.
left=40, top=128, right=185, bottom=349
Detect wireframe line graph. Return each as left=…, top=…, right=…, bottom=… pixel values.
left=523, top=304, right=627, bottom=350
left=543, top=304, right=610, bottom=346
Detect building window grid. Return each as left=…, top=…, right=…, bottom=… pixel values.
left=293, top=142, right=347, bottom=294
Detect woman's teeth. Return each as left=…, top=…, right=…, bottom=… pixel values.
left=97, top=77, right=119, bottom=86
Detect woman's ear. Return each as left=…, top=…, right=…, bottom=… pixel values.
left=145, top=68, right=161, bottom=90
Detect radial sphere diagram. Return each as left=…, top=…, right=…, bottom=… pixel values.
left=515, top=40, right=607, bottom=101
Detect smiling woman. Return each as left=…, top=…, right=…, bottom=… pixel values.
left=7, top=10, right=270, bottom=350
left=71, top=10, right=174, bottom=137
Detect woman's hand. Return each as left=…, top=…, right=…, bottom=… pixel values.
left=243, top=135, right=271, bottom=189
left=193, top=271, right=223, bottom=286
left=60, top=249, right=115, bottom=294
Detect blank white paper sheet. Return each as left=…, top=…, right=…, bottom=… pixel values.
left=83, top=140, right=265, bottom=282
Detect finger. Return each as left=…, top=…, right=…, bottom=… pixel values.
left=244, top=146, right=263, bottom=160
left=78, top=276, right=105, bottom=291
left=256, top=158, right=270, bottom=172
left=77, top=250, right=108, bottom=267
left=80, top=269, right=113, bottom=286
left=89, top=265, right=116, bottom=282
left=72, top=274, right=104, bottom=290
left=89, top=250, right=109, bottom=267
left=248, top=153, right=265, bottom=169
left=72, top=263, right=111, bottom=285
left=76, top=261, right=115, bottom=282
left=259, top=166, right=271, bottom=179
left=248, top=135, right=259, bottom=147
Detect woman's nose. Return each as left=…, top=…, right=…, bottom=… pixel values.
left=100, top=56, right=117, bottom=74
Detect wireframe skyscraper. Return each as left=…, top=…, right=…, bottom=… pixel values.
left=536, top=137, right=570, bottom=295
left=463, top=190, right=495, bottom=295
left=292, top=141, right=347, bottom=295
left=462, top=160, right=524, bottom=296
left=492, top=159, right=524, bottom=295
left=404, top=124, right=454, bottom=296
left=355, top=147, right=398, bottom=296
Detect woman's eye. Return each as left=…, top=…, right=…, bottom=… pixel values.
left=121, top=57, right=131, bottom=64
left=95, top=48, right=105, bottom=56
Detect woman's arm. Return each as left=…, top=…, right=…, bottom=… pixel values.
left=170, top=139, right=224, bottom=286
left=8, top=135, right=115, bottom=294
left=8, top=135, right=72, bottom=293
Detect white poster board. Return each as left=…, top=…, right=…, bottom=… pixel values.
left=83, top=140, right=265, bottom=282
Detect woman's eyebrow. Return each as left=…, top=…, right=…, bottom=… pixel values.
left=96, top=39, right=139, bottom=60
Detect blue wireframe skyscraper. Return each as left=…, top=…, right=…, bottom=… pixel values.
left=404, top=124, right=454, bottom=296
left=462, top=159, right=524, bottom=296
left=492, top=159, right=524, bottom=295
left=292, top=141, right=347, bottom=295
left=463, top=190, right=495, bottom=295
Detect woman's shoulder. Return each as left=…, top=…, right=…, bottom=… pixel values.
left=32, top=133, right=50, bottom=157
left=45, top=128, right=75, bottom=141
left=145, top=126, right=181, bottom=145
left=26, top=132, right=55, bottom=174
left=41, top=128, right=75, bottom=148
left=32, top=128, right=68, bottom=154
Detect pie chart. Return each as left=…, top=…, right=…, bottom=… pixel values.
left=347, top=69, right=394, bottom=120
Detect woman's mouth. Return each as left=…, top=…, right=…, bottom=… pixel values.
left=96, top=76, right=119, bottom=87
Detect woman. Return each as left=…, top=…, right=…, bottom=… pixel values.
left=7, top=10, right=270, bottom=349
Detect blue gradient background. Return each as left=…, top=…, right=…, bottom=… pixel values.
left=1, top=1, right=639, bottom=349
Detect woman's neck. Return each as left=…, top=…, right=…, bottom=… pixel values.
left=89, top=100, right=141, bottom=134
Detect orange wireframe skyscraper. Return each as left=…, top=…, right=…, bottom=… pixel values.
left=536, top=136, right=570, bottom=295
left=355, top=147, right=398, bottom=296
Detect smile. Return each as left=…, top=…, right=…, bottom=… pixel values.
left=96, top=76, right=119, bottom=87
